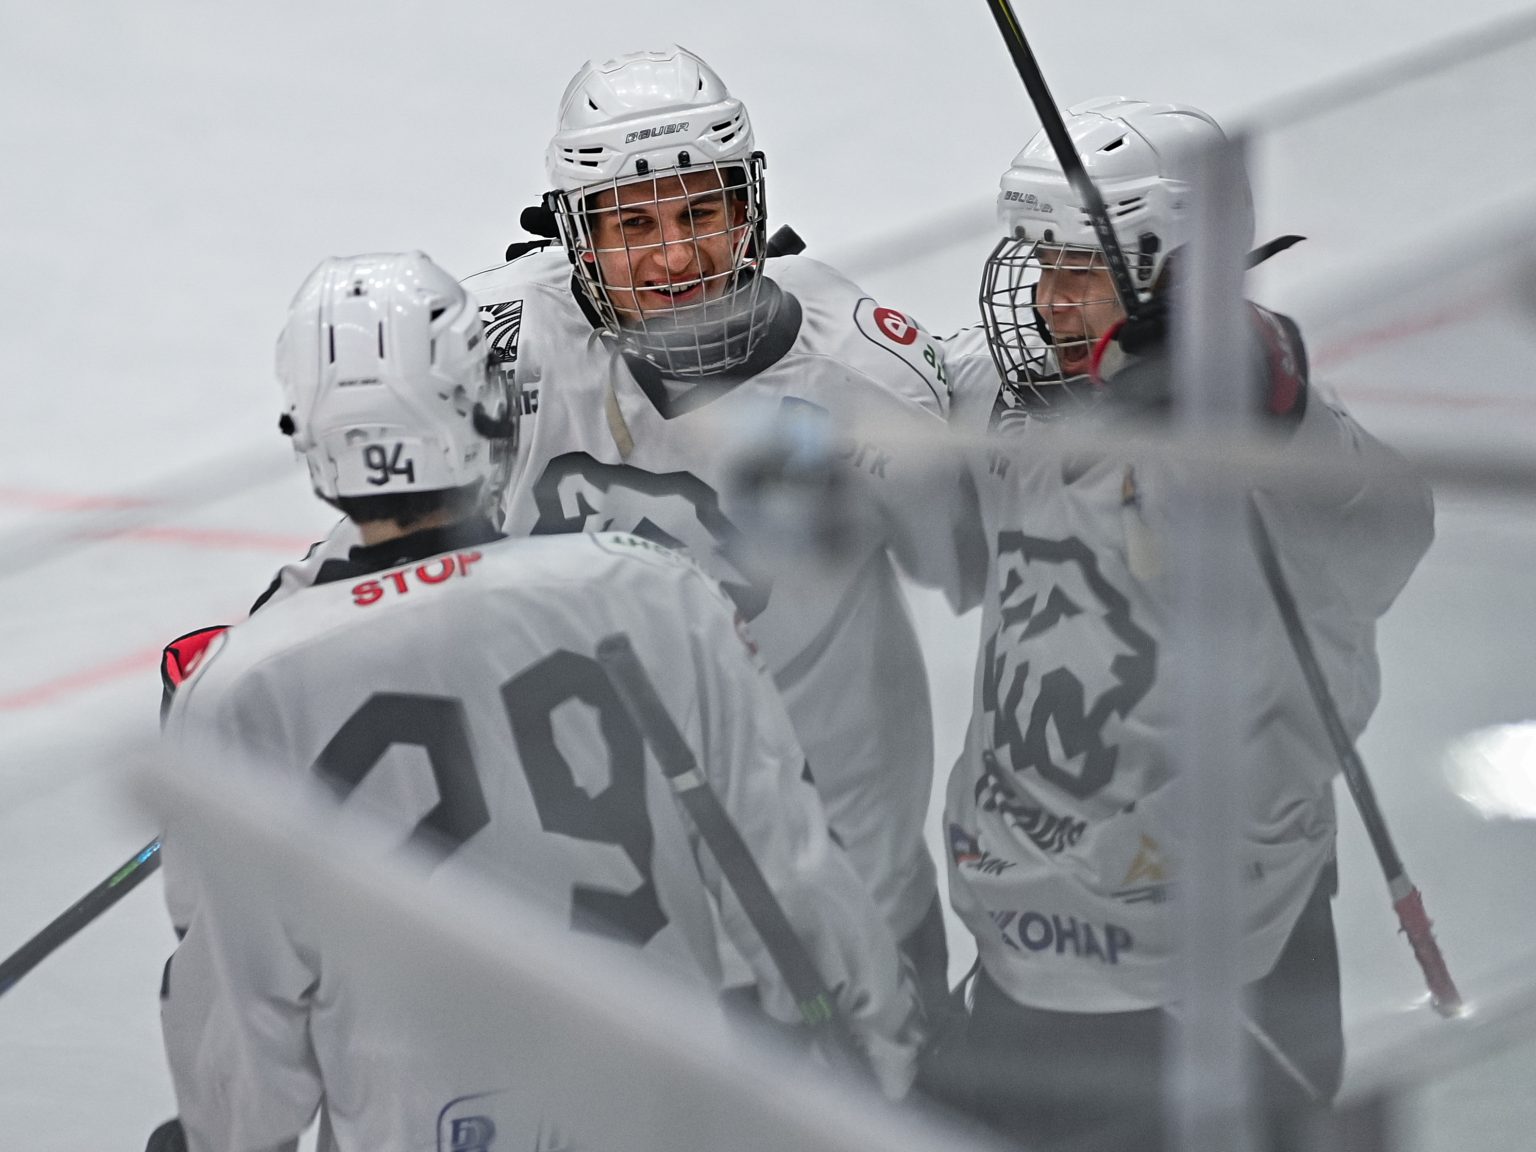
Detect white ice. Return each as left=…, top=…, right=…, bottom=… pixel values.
left=3, top=2, right=1536, bottom=1147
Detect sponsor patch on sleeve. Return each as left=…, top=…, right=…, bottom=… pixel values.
left=852, top=297, right=949, bottom=411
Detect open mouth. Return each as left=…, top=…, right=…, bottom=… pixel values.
left=641, top=279, right=705, bottom=306
left=1056, top=346, right=1090, bottom=374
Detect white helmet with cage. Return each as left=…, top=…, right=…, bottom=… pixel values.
left=275, top=251, right=515, bottom=503
left=980, top=96, right=1252, bottom=410
left=544, top=45, right=771, bottom=376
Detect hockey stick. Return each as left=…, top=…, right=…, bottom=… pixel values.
left=1246, top=500, right=1462, bottom=1016
left=981, top=0, right=1142, bottom=320
left=594, top=634, right=867, bottom=1070
left=979, top=0, right=1462, bottom=1018
left=0, top=837, right=162, bottom=997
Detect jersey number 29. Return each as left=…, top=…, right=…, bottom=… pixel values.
left=313, top=646, right=668, bottom=945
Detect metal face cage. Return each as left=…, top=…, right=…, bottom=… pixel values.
left=550, top=154, right=771, bottom=378
left=979, top=231, right=1126, bottom=414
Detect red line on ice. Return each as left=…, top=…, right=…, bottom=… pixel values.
left=1312, top=295, right=1491, bottom=372
left=0, top=646, right=165, bottom=712
left=89, top=525, right=318, bottom=552
left=0, top=487, right=153, bottom=512
left=0, top=485, right=317, bottom=553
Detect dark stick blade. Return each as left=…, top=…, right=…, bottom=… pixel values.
left=0, top=838, right=162, bottom=997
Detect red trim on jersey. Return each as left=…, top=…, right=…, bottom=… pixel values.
left=162, top=626, right=230, bottom=692
left=1089, top=320, right=1126, bottom=387
left=1251, top=305, right=1305, bottom=418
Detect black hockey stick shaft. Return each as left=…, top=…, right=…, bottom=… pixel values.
left=1247, top=503, right=1400, bottom=873
left=595, top=634, right=866, bottom=1064
left=981, top=0, right=1142, bottom=319
left=1246, top=498, right=1461, bottom=1015
left=0, top=837, right=162, bottom=997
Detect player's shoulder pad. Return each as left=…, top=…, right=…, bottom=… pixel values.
left=463, top=249, right=575, bottom=372
left=585, top=533, right=762, bottom=667
left=251, top=519, right=359, bottom=614
left=587, top=530, right=703, bottom=574
left=588, top=532, right=736, bottom=604
left=939, top=322, right=993, bottom=361
left=768, top=256, right=949, bottom=413
left=461, top=246, right=572, bottom=307
left=941, top=323, right=1009, bottom=433
left=849, top=296, right=949, bottom=410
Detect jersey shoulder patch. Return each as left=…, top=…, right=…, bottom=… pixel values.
left=850, top=297, right=949, bottom=413
left=480, top=298, right=524, bottom=371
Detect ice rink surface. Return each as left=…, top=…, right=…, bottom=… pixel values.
left=3, top=2, right=1536, bottom=1147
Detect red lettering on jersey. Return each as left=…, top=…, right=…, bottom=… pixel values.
left=355, top=552, right=484, bottom=606
left=873, top=306, right=918, bottom=346
left=417, top=557, right=455, bottom=585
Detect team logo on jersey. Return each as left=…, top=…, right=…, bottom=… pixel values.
left=948, top=823, right=1016, bottom=876
left=979, top=531, right=1156, bottom=813
left=529, top=453, right=773, bottom=619
left=480, top=300, right=524, bottom=369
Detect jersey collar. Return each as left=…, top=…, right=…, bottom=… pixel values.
left=313, top=516, right=505, bottom=585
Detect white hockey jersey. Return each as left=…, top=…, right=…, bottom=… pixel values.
left=162, top=526, right=920, bottom=1151
left=257, top=249, right=975, bottom=943
left=941, top=325, right=1435, bottom=1012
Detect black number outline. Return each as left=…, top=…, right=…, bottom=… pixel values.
left=503, top=650, right=667, bottom=944
left=314, top=693, right=490, bottom=857
left=311, top=647, right=667, bottom=945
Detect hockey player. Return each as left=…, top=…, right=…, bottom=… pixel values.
left=156, top=252, right=923, bottom=1152
left=937, top=99, right=1434, bottom=1150
left=246, top=45, right=980, bottom=1016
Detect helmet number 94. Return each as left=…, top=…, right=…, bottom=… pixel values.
left=364, top=443, right=416, bottom=487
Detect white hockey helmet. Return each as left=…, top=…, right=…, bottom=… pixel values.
left=543, top=45, right=770, bottom=376
left=997, top=96, right=1251, bottom=288
left=981, top=97, right=1252, bottom=410
left=275, top=252, right=515, bottom=503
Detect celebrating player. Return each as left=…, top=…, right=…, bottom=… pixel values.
left=937, top=99, right=1435, bottom=1149
left=156, top=252, right=923, bottom=1152
left=249, top=45, right=980, bottom=1017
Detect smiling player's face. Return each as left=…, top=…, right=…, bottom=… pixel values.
left=584, top=169, right=750, bottom=323
left=1034, top=246, right=1126, bottom=376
